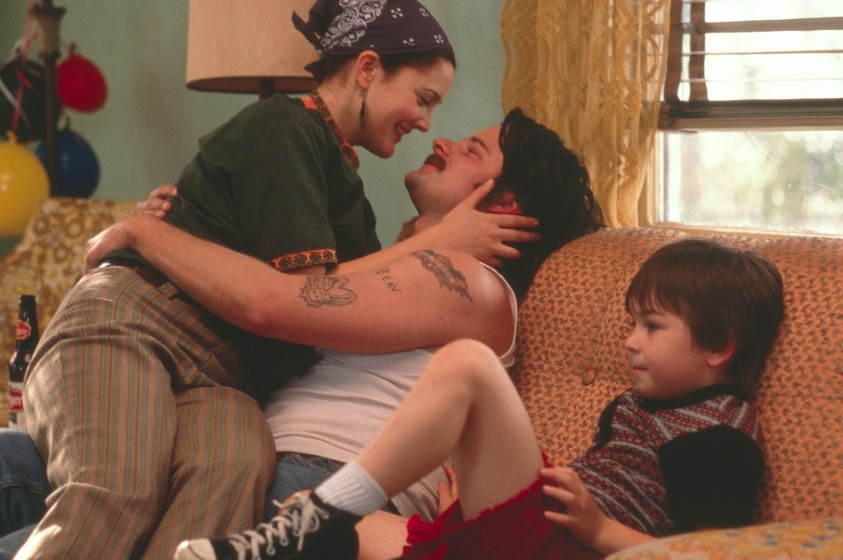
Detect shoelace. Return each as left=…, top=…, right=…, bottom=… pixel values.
left=227, top=494, right=331, bottom=560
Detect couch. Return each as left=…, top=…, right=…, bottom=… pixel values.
left=514, top=227, right=843, bottom=558
left=1, top=198, right=842, bottom=558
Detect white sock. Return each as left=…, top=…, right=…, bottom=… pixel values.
left=313, top=460, right=389, bottom=517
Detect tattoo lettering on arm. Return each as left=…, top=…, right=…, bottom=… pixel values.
left=413, top=250, right=473, bottom=302
left=377, top=268, right=401, bottom=292
left=298, top=276, right=358, bottom=308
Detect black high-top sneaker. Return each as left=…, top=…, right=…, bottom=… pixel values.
left=173, top=492, right=360, bottom=560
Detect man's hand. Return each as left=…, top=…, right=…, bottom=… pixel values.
left=136, top=184, right=177, bottom=218
left=433, top=180, right=540, bottom=268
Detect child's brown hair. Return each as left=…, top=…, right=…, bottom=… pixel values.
left=625, top=238, right=784, bottom=398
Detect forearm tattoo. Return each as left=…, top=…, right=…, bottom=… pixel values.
left=413, top=250, right=473, bottom=302
left=377, top=268, right=401, bottom=292
left=298, top=276, right=358, bottom=308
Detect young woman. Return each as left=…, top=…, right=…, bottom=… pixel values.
left=17, top=3, right=535, bottom=560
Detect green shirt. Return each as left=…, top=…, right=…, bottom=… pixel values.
left=169, top=93, right=379, bottom=267
left=120, top=94, right=381, bottom=399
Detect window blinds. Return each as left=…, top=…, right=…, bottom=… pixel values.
left=660, top=0, right=843, bottom=130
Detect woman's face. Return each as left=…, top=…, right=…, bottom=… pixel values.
left=360, top=58, right=455, bottom=158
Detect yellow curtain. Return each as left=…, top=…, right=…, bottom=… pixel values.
left=501, top=0, right=670, bottom=227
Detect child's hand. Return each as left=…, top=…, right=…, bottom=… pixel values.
left=541, top=467, right=654, bottom=555
left=541, top=467, right=609, bottom=549
left=436, top=466, right=459, bottom=516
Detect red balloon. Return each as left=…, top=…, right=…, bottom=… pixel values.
left=56, top=46, right=108, bottom=113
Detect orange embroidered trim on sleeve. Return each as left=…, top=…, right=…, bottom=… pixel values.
left=302, top=92, right=360, bottom=170
left=270, top=249, right=338, bottom=272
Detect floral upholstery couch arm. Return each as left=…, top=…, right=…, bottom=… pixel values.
left=606, top=518, right=843, bottom=560
left=0, top=197, right=138, bottom=425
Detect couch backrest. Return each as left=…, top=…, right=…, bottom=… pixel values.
left=0, top=197, right=138, bottom=426
left=514, top=227, right=843, bottom=523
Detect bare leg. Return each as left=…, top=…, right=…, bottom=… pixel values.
left=356, top=339, right=544, bottom=520
left=169, top=340, right=541, bottom=559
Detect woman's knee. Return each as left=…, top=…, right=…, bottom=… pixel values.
left=213, top=404, right=276, bottom=489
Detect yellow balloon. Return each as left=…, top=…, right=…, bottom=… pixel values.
left=0, top=134, right=50, bottom=237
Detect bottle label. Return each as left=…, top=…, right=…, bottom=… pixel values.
left=15, top=321, right=32, bottom=340
left=8, top=381, right=23, bottom=413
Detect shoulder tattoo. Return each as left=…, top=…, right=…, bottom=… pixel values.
left=413, top=250, right=473, bottom=302
left=298, top=276, right=358, bottom=308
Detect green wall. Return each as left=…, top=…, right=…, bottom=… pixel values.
left=0, top=1, right=503, bottom=255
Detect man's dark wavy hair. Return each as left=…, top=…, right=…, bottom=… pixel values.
left=494, top=108, right=605, bottom=299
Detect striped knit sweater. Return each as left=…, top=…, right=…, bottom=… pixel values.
left=569, top=384, right=763, bottom=537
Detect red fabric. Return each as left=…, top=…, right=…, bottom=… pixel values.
left=402, top=457, right=599, bottom=560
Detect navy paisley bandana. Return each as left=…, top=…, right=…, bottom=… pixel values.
left=293, top=0, right=452, bottom=77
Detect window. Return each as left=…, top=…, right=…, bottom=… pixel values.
left=656, top=0, right=843, bottom=235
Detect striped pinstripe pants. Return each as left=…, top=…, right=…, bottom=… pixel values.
left=18, top=265, right=276, bottom=559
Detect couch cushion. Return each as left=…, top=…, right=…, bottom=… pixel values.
left=514, top=227, right=843, bottom=523
left=513, top=228, right=687, bottom=467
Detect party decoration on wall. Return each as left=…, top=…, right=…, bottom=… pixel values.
left=0, top=132, right=50, bottom=237
left=3, top=4, right=109, bottom=202
left=56, top=43, right=107, bottom=113
left=34, top=123, right=100, bottom=198
left=0, top=55, right=47, bottom=143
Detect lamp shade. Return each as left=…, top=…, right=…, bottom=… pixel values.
left=186, top=0, right=318, bottom=96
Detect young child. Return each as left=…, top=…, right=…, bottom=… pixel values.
left=175, top=238, right=785, bottom=560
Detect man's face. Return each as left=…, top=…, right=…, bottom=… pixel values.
left=404, top=125, right=504, bottom=218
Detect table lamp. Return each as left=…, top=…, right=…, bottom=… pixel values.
left=186, top=0, right=318, bottom=99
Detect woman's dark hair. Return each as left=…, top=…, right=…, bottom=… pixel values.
left=624, top=238, right=785, bottom=398
left=493, top=108, right=605, bottom=299
left=308, top=48, right=456, bottom=82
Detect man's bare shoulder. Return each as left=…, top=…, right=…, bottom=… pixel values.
left=401, top=249, right=511, bottom=312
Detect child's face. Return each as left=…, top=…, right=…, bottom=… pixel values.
left=624, top=304, right=730, bottom=400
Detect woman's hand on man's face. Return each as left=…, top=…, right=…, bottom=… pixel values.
left=435, top=180, right=540, bottom=268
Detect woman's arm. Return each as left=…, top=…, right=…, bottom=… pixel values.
left=332, top=181, right=539, bottom=273
left=86, top=215, right=514, bottom=355
left=135, top=182, right=540, bottom=273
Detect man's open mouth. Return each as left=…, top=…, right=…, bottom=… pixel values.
left=422, top=154, right=446, bottom=171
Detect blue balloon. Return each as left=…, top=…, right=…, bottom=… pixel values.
left=35, top=128, right=100, bottom=198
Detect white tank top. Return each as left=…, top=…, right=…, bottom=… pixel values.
left=264, top=264, right=518, bottom=520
